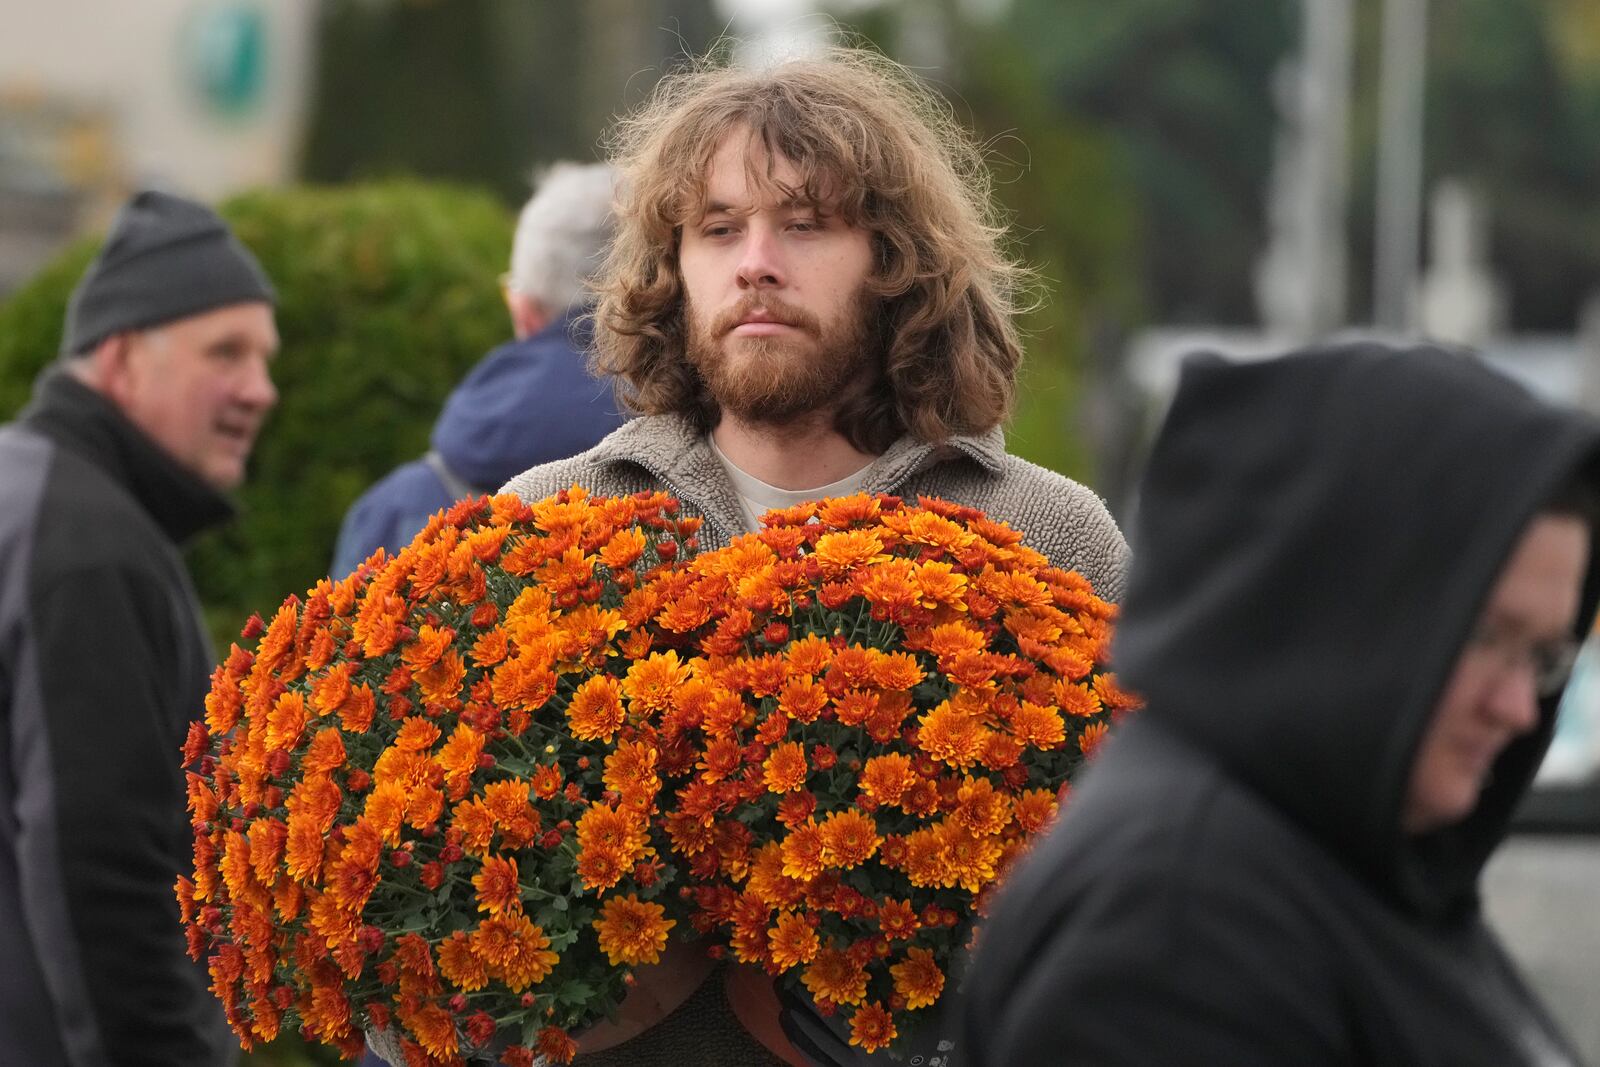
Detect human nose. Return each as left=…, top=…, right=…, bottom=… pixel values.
left=735, top=224, right=785, bottom=290
left=1482, top=659, right=1542, bottom=735
left=239, top=353, right=278, bottom=412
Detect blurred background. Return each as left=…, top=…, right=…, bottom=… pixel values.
left=2, top=0, right=1598, bottom=1063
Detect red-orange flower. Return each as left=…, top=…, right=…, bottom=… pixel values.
left=848, top=1001, right=897, bottom=1052
left=473, top=854, right=522, bottom=916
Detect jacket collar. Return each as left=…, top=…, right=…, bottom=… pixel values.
left=587, top=413, right=1006, bottom=534
left=20, top=367, right=235, bottom=544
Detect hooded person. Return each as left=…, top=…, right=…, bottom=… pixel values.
left=956, top=341, right=1600, bottom=1067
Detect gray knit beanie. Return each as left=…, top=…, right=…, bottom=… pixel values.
left=61, top=190, right=276, bottom=356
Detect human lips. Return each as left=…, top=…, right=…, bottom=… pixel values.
left=731, top=308, right=799, bottom=335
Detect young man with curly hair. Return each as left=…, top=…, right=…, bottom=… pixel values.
left=499, top=44, right=1128, bottom=1067
left=502, top=47, right=1127, bottom=596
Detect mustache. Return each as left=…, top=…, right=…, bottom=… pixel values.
left=709, top=297, right=821, bottom=336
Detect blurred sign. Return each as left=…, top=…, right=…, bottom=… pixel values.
left=185, top=1, right=267, bottom=116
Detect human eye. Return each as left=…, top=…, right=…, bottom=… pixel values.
left=698, top=218, right=738, bottom=239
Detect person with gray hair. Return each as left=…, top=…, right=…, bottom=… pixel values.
left=331, top=161, right=625, bottom=575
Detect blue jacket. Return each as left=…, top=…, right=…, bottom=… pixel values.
left=331, top=309, right=624, bottom=576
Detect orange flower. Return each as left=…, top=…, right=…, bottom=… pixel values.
left=339, top=684, right=376, bottom=734
left=435, top=722, right=485, bottom=796
left=916, top=700, right=986, bottom=769
left=401, top=624, right=455, bottom=673
left=482, top=780, right=539, bottom=850
left=890, top=947, right=945, bottom=1010
left=575, top=804, right=648, bottom=893
left=767, top=911, right=819, bottom=970
left=473, top=854, right=522, bottom=916
left=780, top=820, right=826, bottom=882
left=1093, top=672, right=1141, bottom=711
left=470, top=627, right=510, bottom=668
left=813, top=528, right=887, bottom=577
left=762, top=742, right=808, bottom=794
left=416, top=648, right=466, bottom=707
left=1010, top=701, right=1066, bottom=748
left=566, top=675, right=626, bottom=741
left=301, top=727, right=346, bottom=774
left=817, top=810, right=879, bottom=869
left=600, top=526, right=648, bottom=569
left=622, top=651, right=692, bottom=715
left=604, top=739, right=660, bottom=799
left=953, top=776, right=1012, bottom=837
left=848, top=1001, right=897, bottom=1052
left=1079, top=720, right=1110, bottom=759
left=941, top=823, right=1002, bottom=894
left=398, top=999, right=457, bottom=1059
left=593, top=894, right=675, bottom=966
left=1053, top=679, right=1102, bottom=718
left=265, top=691, right=308, bottom=752
left=437, top=930, right=488, bottom=991
left=474, top=913, right=558, bottom=991
left=452, top=797, right=497, bottom=855
left=870, top=651, right=923, bottom=691
left=1013, top=788, right=1059, bottom=834
left=746, top=842, right=805, bottom=909
left=877, top=898, right=918, bottom=941
left=802, top=947, right=869, bottom=1006
left=394, top=717, right=442, bottom=753
left=785, top=634, right=833, bottom=675
left=912, top=560, right=968, bottom=609
left=858, top=753, right=916, bottom=806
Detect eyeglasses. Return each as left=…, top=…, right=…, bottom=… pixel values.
left=1463, top=621, right=1581, bottom=698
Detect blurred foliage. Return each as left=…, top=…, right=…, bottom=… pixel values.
left=1000, top=0, right=1297, bottom=326
left=0, top=181, right=513, bottom=658
left=303, top=0, right=719, bottom=202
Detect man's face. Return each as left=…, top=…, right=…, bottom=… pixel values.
left=677, top=130, right=877, bottom=427
left=1403, top=514, right=1589, bottom=834
left=108, top=301, right=279, bottom=491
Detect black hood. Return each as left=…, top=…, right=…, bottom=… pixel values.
left=1114, top=342, right=1600, bottom=918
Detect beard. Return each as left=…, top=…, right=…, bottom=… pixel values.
left=685, top=288, right=875, bottom=430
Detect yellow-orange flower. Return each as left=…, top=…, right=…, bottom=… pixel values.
left=437, top=930, right=488, bottom=991
left=575, top=804, right=648, bottom=893
left=817, top=810, right=879, bottom=869
left=566, top=675, right=626, bottom=741
left=780, top=820, right=826, bottom=881
left=593, top=894, right=675, bottom=966
left=473, top=913, right=558, bottom=991
left=802, top=947, right=869, bottom=1006
left=813, top=529, right=887, bottom=576
left=890, top=947, right=945, bottom=1010
left=622, top=651, right=692, bottom=715
left=917, top=700, right=986, bottom=769
left=394, top=716, right=441, bottom=752
left=766, top=911, right=819, bottom=970
left=762, top=742, right=808, bottom=794
left=859, top=753, right=916, bottom=806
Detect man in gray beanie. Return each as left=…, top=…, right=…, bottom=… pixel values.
left=0, top=189, right=278, bottom=1064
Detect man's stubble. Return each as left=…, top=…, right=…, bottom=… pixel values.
left=685, top=288, right=877, bottom=432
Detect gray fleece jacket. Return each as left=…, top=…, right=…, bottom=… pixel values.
left=499, top=413, right=1128, bottom=601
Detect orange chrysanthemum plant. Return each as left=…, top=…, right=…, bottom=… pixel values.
left=177, top=490, right=703, bottom=1067
left=644, top=494, right=1135, bottom=1056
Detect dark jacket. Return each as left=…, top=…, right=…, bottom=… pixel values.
left=331, top=309, right=624, bottom=576
left=0, top=369, right=235, bottom=1065
left=959, top=343, right=1600, bottom=1066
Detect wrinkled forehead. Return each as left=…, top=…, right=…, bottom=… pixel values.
left=675, top=126, right=854, bottom=223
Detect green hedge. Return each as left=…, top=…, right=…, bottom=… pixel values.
left=0, top=180, right=513, bottom=644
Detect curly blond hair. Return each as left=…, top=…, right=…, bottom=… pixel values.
left=592, top=44, right=1030, bottom=452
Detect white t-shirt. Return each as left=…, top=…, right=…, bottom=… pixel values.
left=707, top=434, right=873, bottom=532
